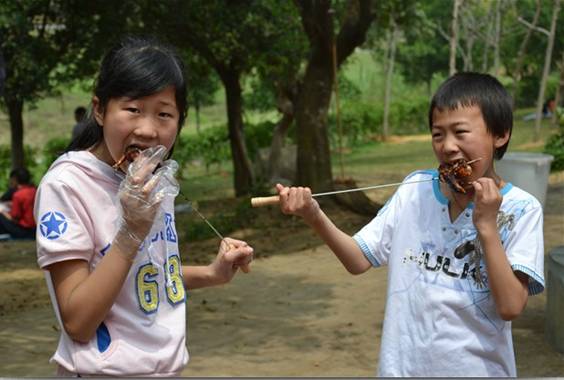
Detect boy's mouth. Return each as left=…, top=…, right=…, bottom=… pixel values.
left=438, top=158, right=482, bottom=194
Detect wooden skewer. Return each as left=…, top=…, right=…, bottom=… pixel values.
left=251, top=178, right=436, bottom=207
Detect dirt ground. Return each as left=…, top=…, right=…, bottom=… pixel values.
left=0, top=176, right=563, bottom=377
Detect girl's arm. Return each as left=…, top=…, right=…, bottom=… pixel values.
left=182, top=238, right=254, bottom=289
left=472, top=178, right=529, bottom=321
left=47, top=233, right=142, bottom=342
left=276, top=184, right=371, bottom=275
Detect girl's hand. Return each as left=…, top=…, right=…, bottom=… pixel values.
left=471, top=177, right=502, bottom=233
left=114, top=146, right=179, bottom=255
left=209, top=238, right=254, bottom=284
left=276, top=184, right=321, bottom=225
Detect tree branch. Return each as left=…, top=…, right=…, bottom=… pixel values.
left=517, top=16, right=549, bottom=37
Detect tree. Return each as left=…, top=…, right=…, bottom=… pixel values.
left=449, top=0, right=463, bottom=75
left=0, top=1, right=138, bottom=170
left=293, top=0, right=375, bottom=192
left=528, top=0, right=561, bottom=140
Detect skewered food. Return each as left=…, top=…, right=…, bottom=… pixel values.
left=438, top=158, right=481, bottom=193
left=112, top=147, right=141, bottom=169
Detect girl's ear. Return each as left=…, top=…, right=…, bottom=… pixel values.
left=92, top=96, right=104, bottom=126
left=494, top=130, right=511, bottom=149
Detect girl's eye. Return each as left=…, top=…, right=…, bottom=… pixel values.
left=126, top=107, right=140, bottom=113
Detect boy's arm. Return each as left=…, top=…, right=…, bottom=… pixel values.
left=276, top=184, right=371, bottom=275
left=472, top=178, right=528, bottom=321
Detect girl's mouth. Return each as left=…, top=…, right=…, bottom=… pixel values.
left=112, top=146, right=142, bottom=169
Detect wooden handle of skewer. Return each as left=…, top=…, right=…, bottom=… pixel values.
left=251, top=195, right=281, bottom=207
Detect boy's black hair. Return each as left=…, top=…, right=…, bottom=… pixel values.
left=66, top=36, right=188, bottom=156
left=74, top=106, right=87, bottom=122
left=10, top=167, right=32, bottom=185
left=428, top=72, right=513, bottom=160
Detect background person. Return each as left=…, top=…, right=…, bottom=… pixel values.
left=0, top=168, right=37, bottom=239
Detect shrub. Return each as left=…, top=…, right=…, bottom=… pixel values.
left=544, top=107, right=564, bottom=172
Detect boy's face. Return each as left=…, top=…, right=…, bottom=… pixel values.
left=431, top=105, right=509, bottom=184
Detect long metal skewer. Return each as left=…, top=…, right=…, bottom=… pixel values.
left=251, top=177, right=437, bottom=207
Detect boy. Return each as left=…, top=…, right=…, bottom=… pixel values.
left=276, top=72, right=545, bottom=376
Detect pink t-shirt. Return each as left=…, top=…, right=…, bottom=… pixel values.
left=35, top=151, right=188, bottom=376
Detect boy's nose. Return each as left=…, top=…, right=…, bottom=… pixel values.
left=442, top=135, right=459, bottom=154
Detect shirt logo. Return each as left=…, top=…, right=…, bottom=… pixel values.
left=39, top=211, right=68, bottom=240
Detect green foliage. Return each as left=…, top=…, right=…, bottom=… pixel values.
left=544, top=108, right=564, bottom=172
left=328, top=94, right=429, bottom=148
left=0, top=144, right=41, bottom=189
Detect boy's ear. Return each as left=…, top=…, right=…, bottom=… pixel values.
left=92, top=96, right=104, bottom=126
left=494, top=130, right=511, bottom=149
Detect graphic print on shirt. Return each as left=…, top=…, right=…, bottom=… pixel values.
left=39, top=211, right=68, bottom=240
left=402, top=210, right=516, bottom=290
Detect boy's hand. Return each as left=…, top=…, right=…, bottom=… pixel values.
left=209, top=238, right=254, bottom=284
left=276, top=183, right=321, bottom=224
left=471, top=178, right=502, bottom=233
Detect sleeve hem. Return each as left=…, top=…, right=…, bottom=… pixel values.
left=512, top=263, right=545, bottom=295
left=353, top=235, right=380, bottom=267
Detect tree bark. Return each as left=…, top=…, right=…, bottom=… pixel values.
left=533, top=0, right=561, bottom=140
left=492, top=0, right=502, bottom=76
left=449, top=0, right=462, bottom=76
left=553, top=51, right=564, bottom=126
left=382, top=17, right=398, bottom=141
left=220, top=71, right=255, bottom=196
left=4, top=95, right=25, bottom=170
left=294, top=0, right=374, bottom=192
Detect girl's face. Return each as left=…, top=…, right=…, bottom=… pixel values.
left=91, top=86, right=180, bottom=169
left=431, top=105, right=509, bottom=184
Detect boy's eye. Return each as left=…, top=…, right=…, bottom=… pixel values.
left=159, top=112, right=173, bottom=119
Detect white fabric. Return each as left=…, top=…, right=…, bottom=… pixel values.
left=354, top=170, right=545, bottom=377
left=35, top=151, right=188, bottom=376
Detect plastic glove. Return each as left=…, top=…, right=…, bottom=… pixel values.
left=113, top=145, right=179, bottom=257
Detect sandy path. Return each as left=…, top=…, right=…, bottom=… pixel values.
left=0, top=181, right=563, bottom=377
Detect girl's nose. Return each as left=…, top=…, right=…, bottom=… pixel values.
left=133, top=117, right=158, bottom=139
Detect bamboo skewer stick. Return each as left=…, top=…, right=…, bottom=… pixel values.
left=251, top=178, right=437, bottom=207
left=251, top=157, right=483, bottom=207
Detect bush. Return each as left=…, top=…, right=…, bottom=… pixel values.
left=544, top=107, right=564, bottom=172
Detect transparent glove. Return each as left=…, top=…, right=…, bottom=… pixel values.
left=113, top=145, right=179, bottom=258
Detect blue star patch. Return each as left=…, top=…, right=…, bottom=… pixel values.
left=39, top=211, right=68, bottom=240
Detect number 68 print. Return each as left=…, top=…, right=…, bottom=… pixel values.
left=135, top=255, right=186, bottom=313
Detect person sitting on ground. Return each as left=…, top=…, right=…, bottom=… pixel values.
left=0, top=168, right=37, bottom=240
left=71, top=106, right=88, bottom=140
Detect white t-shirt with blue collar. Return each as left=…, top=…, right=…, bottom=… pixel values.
left=354, top=169, right=545, bottom=377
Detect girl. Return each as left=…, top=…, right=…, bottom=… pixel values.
left=35, top=36, right=253, bottom=377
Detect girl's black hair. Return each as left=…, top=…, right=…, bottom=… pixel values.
left=66, top=36, right=188, bottom=155
left=428, top=72, right=513, bottom=160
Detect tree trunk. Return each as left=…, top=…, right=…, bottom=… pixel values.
left=221, top=72, right=255, bottom=196
left=492, top=0, right=502, bottom=76
left=481, top=4, right=493, bottom=73
left=382, top=17, right=398, bottom=141
left=449, top=0, right=462, bottom=76
left=553, top=51, right=564, bottom=126
left=295, top=60, right=334, bottom=191
left=5, top=95, right=25, bottom=170
left=533, top=0, right=561, bottom=140
left=268, top=112, right=294, bottom=182
left=294, top=0, right=374, bottom=192
left=511, top=0, right=541, bottom=104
